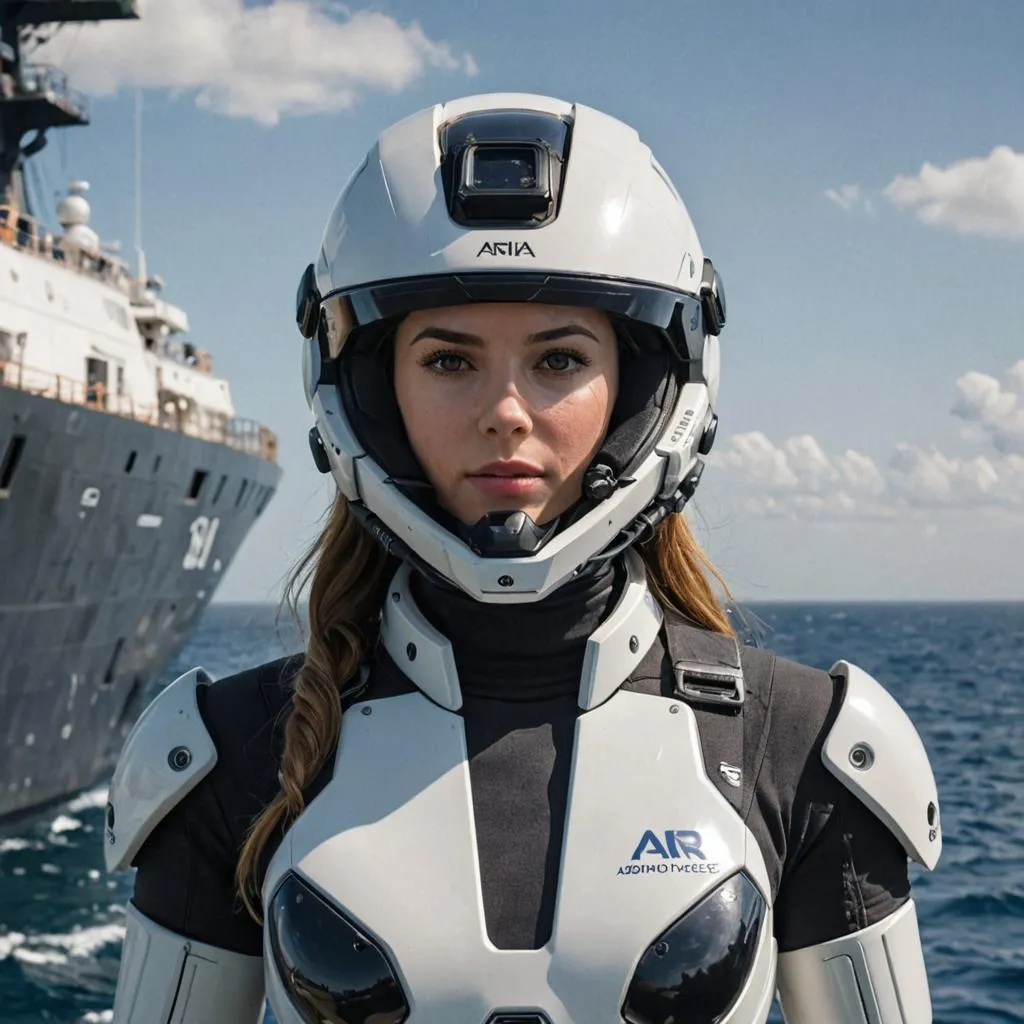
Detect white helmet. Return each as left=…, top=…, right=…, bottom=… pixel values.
left=297, top=92, right=726, bottom=604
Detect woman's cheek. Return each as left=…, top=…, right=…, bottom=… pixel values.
left=412, top=409, right=461, bottom=486
left=553, top=390, right=611, bottom=451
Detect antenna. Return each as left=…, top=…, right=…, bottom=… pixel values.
left=133, top=85, right=146, bottom=282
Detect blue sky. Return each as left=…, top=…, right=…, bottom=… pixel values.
left=32, top=0, right=1024, bottom=600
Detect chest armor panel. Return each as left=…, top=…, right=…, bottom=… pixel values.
left=262, top=686, right=777, bottom=1024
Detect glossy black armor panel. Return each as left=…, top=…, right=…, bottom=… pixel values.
left=622, top=872, right=766, bottom=1024
left=268, top=870, right=409, bottom=1024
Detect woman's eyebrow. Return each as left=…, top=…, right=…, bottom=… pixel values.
left=410, top=324, right=601, bottom=347
left=527, top=325, right=601, bottom=344
left=410, top=326, right=483, bottom=346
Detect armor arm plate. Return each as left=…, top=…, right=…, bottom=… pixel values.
left=113, top=903, right=265, bottom=1023
left=776, top=899, right=931, bottom=1023
left=823, top=662, right=941, bottom=869
left=105, top=667, right=218, bottom=873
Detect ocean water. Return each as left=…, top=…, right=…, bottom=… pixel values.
left=1, top=601, right=1021, bottom=1023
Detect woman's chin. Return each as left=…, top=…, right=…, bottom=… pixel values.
left=443, top=479, right=583, bottom=528
left=474, top=502, right=546, bottom=523
left=452, top=498, right=552, bottom=526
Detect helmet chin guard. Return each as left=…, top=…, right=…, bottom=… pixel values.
left=299, top=93, right=727, bottom=604
left=460, top=510, right=559, bottom=557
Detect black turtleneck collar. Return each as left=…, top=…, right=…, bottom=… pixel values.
left=408, top=559, right=627, bottom=702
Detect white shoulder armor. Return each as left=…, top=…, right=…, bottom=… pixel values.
left=104, top=667, right=219, bottom=873
left=823, top=661, right=941, bottom=870
left=113, top=903, right=264, bottom=1023
left=777, top=899, right=932, bottom=1023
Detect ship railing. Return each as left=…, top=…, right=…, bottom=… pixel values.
left=0, top=205, right=130, bottom=287
left=223, top=418, right=280, bottom=463
left=15, top=63, right=90, bottom=119
left=0, top=359, right=279, bottom=464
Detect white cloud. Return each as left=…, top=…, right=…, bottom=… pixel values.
left=835, top=448, right=887, bottom=494
left=886, top=444, right=1012, bottom=508
left=711, top=432, right=892, bottom=520
left=951, top=360, right=1024, bottom=454
left=709, top=360, right=1024, bottom=520
left=825, top=183, right=874, bottom=215
left=36, top=0, right=478, bottom=126
left=884, top=145, right=1024, bottom=239
left=714, top=431, right=799, bottom=489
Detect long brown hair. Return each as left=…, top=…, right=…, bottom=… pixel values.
left=235, top=494, right=734, bottom=922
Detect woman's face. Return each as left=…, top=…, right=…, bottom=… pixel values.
left=393, top=303, right=619, bottom=526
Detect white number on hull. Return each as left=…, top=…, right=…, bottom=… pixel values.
left=183, top=515, right=220, bottom=570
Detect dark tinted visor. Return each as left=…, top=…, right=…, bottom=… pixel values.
left=320, top=272, right=703, bottom=365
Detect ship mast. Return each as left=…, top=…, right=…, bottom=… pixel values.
left=0, top=0, right=138, bottom=209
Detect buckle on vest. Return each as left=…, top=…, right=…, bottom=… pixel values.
left=673, top=659, right=745, bottom=710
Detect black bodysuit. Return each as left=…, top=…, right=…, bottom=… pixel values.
left=131, top=559, right=910, bottom=958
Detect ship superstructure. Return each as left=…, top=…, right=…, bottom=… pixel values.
left=0, top=0, right=282, bottom=820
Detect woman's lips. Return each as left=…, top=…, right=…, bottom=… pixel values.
left=467, top=473, right=546, bottom=498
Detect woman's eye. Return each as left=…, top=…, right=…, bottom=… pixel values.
left=423, top=352, right=468, bottom=374
left=541, top=350, right=587, bottom=373
left=420, top=348, right=589, bottom=376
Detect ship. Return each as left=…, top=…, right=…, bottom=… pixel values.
left=0, top=1, right=282, bottom=822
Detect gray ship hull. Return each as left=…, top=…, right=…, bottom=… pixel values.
left=0, top=387, right=281, bottom=821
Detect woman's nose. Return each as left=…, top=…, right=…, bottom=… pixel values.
left=477, top=381, right=533, bottom=436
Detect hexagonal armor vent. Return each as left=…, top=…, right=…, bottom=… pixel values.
left=486, top=1014, right=552, bottom=1024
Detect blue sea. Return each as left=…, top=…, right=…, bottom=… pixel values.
left=1, top=601, right=1022, bottom=1023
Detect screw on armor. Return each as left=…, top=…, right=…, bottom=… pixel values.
left=406, top=642, right=417, bottom=661
left=168, top=746, right=192, bottom=771
left=848, top=743, right=874, bottom=770
left=629, top=635, right=639, bottom=653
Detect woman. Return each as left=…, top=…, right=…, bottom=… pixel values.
left=105, top=93, right=941, bottom=1024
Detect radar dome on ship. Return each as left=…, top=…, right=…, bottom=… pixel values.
left=57, top=181, right=99, bottom=250
left=57, top=181, right=91, bottom=226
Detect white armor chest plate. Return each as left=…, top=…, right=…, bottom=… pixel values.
left=262, top=686, right=777, bottom=1023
